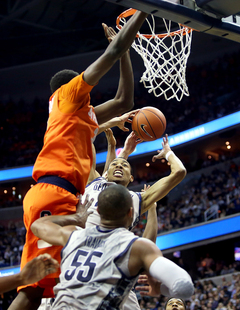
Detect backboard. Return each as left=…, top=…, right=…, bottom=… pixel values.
left=106, top=0, right=240, bottom=43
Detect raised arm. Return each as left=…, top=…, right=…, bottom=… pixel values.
left=141, top=135, right=186, bottom=214
left=87, top=111, right=138, bottom=184
left=102, top=128, right=117, bottom=176
left=118, top=131, right=142, bottom=159
left=84, top=12, right=147, bottom=87
left=85, top=12, right=148, bottom=124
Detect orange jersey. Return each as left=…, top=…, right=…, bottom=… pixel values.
left=33, top=72, right=99, bottom=194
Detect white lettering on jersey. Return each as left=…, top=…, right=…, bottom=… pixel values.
left=88, top=107, right=99, bottom=142
left=49, top=96, right=54, bottom=114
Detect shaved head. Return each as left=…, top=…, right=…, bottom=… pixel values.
left=98, top=184, right=132, bottom=221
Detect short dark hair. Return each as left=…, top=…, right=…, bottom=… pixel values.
left=98, top=184, right=132, bottom=221
left=165, top=298, right=187, bottom=309
left=50, top=69, right=79, bottom=93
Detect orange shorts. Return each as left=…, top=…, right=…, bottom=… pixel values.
left=18, top=182, right=79, bottom=298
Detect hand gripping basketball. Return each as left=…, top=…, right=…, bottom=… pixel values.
left=131, top=106, right=166, bottom=141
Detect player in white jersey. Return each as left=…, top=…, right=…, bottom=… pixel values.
left=31, top=184, right=194, bottom=310
left=85, top=177, right=141, bottom=229
left=84, top=131, right=186, bottom=231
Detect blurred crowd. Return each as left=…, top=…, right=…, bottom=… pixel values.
left=0, top=50, right=240, bottom=169
left=137, top=273, right=240, bottom=310
left=133, top=159, right=240, bottom=235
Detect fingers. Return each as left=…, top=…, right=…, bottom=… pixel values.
left=137, top=274, right=149, bottom=283
left=135, top=285, right=150, bottom=294
left=37, top=254, right=59, bottom=275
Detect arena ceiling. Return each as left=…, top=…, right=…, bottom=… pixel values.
left=2, top=0, right=240, bottom=70
left=0, top=0, right=125, bottom=69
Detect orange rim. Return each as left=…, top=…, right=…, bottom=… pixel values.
left=116, top=8, right=194, bottom=38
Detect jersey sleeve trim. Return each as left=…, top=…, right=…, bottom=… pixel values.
left=85, top=176, right=104, bottom=188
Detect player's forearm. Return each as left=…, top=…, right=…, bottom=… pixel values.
left=103, top=144, right=116, bottom=174
left=114, top=51, right=134, bottom=112
left=149, top=257, right=194, bottom=299
left=34, top=214, right=84, bottom=229
left=98, top=117, right=120, bottom=134
left=142, top=205, right=158, bottom=243
left=0, top=273, right=24, bottom=293
left=167, top=152, right=186, bottom=180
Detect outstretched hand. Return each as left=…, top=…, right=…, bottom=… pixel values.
left=135, top=274, right=161, bottom=297
left=123, top=131, right=142, bottom=152
left=76, top=194, right=94, bottom=226
left=152, top=134, right=171, bottom=162
left=117, top=110, right=139, bottom=132
left=102, top=23, right=117, bottom=43
left=21, top=254, right=59, bottom=285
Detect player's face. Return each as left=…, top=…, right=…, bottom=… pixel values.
left=107, top=158, right=133, bottom=186
left=166, top=299, right=185, bottom=310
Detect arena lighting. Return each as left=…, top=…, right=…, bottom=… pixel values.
left=156, top=214, right=240, bottom=251
left=0, top=266, right=20, bottom=277
left=0, top=111, right=240, bottom=182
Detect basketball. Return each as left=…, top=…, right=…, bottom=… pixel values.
left=132, top=107, right=167, bottom=141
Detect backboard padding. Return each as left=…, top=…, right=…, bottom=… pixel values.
left=106, top=0, right=240, bottom=42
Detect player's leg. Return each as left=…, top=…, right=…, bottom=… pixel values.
left=8, top=286, right=44, bottom=310
left=11, top=183, right=78, bottom=308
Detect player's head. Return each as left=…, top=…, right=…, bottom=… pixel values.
left=165, top=298, right=186, bottom=310
left=98, top=184, right=133, bottom=227
left=50, top=69, right=79, bottom=93
left=107, top=158, right=134, bottom=187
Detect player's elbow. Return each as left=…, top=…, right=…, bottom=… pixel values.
left=170, top=277, right=195, bottom=300
left=174, top=167, right=187, bottom=181
left=31, top=221, right=39, bottom=237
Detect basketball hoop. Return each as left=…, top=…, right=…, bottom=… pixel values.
left=116, top=9, right=194, bottom=101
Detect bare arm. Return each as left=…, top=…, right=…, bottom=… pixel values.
left=118, top=131, right=142, bottom=159
left=0, top=254, right=59, bottom=294
left=31, top=197, right=93, bottom=246
left=93, top=24, right=135, bottom=124
left=128, top=239, right=194, bottom=299
left=140, top=184, right=158, bottom=243
left=142, top=203, right=158, bottom=243
left=87, top=111, right=138, bottom=184
left=87, top=144, right=101, bottom=185
left=94, top=50, right=134, bottom=124
left=84, top=12, right=148, bottom=124
left=102, top=128, right=116, bottom=176
left=141, top=135, right=186, bottom=214
left=84, top=12, right=147, bottom=87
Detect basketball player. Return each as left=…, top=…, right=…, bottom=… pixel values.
left=84, top=126, right=185, bottom=309
left=85, top=133, right=186, bottom=230
left=8, top=11, right=149, bottom=310
left=30, top=184, right=194, bottom=309
left=0, top=254, right=58, bottom=294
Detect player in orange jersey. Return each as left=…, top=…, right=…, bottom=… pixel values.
left=8, top=11, right=149, bottom=310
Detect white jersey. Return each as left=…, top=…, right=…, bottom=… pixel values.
left=84, top=177, right=142, bottom=230
left=52, top=226, right=139, bottom=310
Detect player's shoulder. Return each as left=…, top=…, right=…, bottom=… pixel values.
left=86, top=176, right=105, bottom=188
left=129, top=190, right=142, bottom=199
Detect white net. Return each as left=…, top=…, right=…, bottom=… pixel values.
left=117, top=14, right=193, bottom=101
